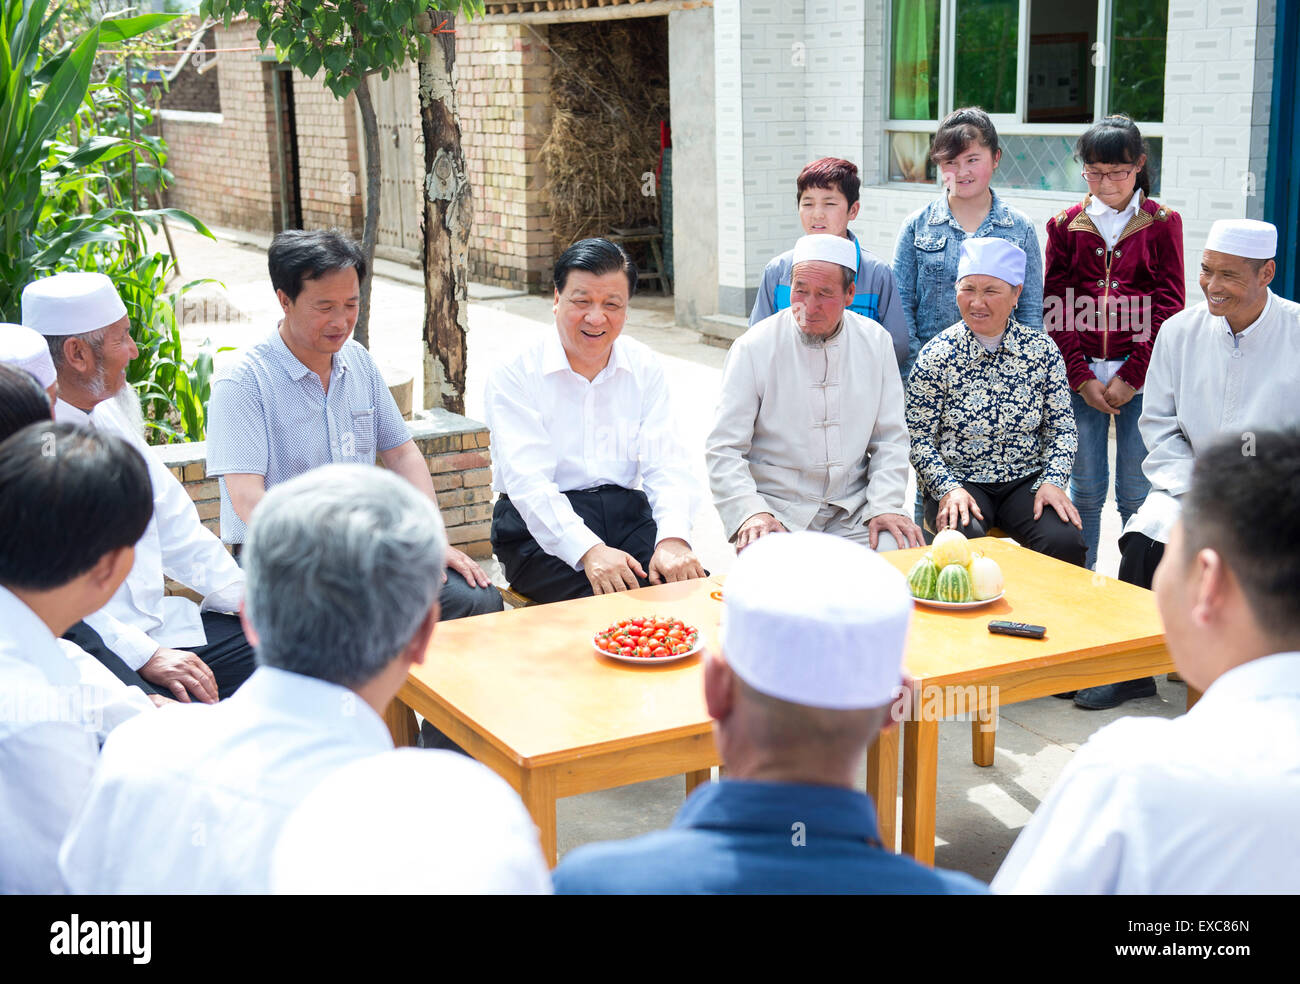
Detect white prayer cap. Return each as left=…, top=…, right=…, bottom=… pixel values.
left=792, top=234, right=858, bottom=273
left=0, top=323, right=56, bottom=389
left=269, top=750, right=551, bottom=895
left=957, top=237, right=1027, bottom=287
left=1205, top=219, right=1277, bottom=260
left=21, top=272, right=127, bottom=337
left=719, top=531, right=912, bottom=710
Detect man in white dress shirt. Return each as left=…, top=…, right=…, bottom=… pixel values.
left=707, top=234, right=920, bottom=553
left=22, top=272, right=253, bottom=704
left=1, top=424, right=155, bottom=893
left=271, top=749, right=551, bottom=894
left=60, top=463, right=548, bottom=893
left=994, top=427, right=1300, bottom=893
left=484, top=237, right=705, bottom=602
left=1076, top=218, right=1300, bottom=709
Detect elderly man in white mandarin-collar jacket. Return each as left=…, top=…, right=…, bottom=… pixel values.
left=707, top=235, right=922, bottom=554
left=22, top=272, right=252, bottom=705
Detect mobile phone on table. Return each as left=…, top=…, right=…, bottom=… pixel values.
left=988, top=620, right=1046, bottom=639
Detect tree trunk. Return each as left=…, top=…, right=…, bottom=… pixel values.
left=353, top=74, right=383, bottom=350
left=417, top=13, right=471, bottom=415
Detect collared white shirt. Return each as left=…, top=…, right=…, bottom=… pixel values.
left=483, top=329, right=697, bottom=569
left=54, top=397, right=245, bottom=669
left=207, top=328, right=412, bottom=543
left=993, top=652, right=1300, bottom=894
left=1125, top=290, right=1300, bottom=543
left=1085, top=188, right=1143, bottom=250
left=0, top=587, right=151, bottom=893
left=59, top=666, right=393, bottom=893
left=270, top=748, right=552, bottom=894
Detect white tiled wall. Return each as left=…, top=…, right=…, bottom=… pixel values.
left=714, top=0, right=1276, bottom=310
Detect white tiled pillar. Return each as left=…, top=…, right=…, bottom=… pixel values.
left=713, top=0, right=869, bottom=316
left=1162, top=0, right=1269, bottom=288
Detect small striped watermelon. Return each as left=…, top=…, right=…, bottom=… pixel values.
left=936, top=563, right=973, bottom=603
left=907, top=555, right=940, bottom=600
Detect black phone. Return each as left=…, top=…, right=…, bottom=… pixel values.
left=988, top=620, right=1046, bottom=639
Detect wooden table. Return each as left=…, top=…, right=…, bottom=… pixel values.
left=871, top=537, right=1190, bottom=866
left=386, top=537, right=1188, bottom=868
left=386, top=578, right=726, bottom=866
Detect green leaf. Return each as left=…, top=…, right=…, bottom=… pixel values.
left=99, top=13, right=179, bottom=43
left=60, top=135, right=143, bottom=169
left=300, top=48, right=322, bottom=78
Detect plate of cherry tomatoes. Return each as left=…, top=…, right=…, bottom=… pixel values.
left=593, top=616, right=703, bottom=664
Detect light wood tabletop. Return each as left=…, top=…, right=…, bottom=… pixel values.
left=872, top=537, right=1187, bottom=865
left=385, top=537, right=1184, bottom=869
left=388, top=577, right=727, bottom=865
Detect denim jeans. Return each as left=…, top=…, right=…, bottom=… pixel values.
left=1069, top=391, right=1150, bottom=570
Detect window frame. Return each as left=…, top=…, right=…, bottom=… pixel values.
left=882, top=0, right=1167, bottom=190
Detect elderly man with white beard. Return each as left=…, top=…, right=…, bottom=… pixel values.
left=707, top=234, right=921, bottom=554
left=22, top=272, right=254, bottom=704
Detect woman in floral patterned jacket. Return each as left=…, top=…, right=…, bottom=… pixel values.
left=906, top=238, right=1086, bottom=566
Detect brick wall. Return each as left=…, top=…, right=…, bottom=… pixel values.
left=160, top=21, right=280, bottom=234
left=150, top=26, right=220, bottom=114
left=456, top=21, right=555, bottom=289
left=155, top=409, right=495, bottom=558
left=291, top=72, right=364, bottom=236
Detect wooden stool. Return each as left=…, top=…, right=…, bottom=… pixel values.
left=500, top=586, right=535, bottom=610
left=608, top=226, right=671, bottom=295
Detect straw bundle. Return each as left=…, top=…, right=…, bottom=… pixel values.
left=540, top=20, right=670, bottom=249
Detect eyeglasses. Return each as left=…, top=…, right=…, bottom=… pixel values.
left=1081, top=166, right=1138, bottom=183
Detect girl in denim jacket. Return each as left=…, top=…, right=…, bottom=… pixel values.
left=893, top=108, right=1043, bottom=527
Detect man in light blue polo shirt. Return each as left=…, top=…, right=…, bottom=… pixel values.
left=206, top=230, right=502, bottom=621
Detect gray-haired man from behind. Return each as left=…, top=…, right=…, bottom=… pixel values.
left=60, top=464, right=548, bottom=893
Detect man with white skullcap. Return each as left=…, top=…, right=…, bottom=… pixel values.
left=1076, top=219, right=1300, bottom=710
left=0, top=322, right=58, bottom=401
left=22, top=272, right=254, bottom=704
left=907, top=238, right=1084, bottom=563
left=553, top=532, right=985, bottom=894
left=708, top=235, right=921, bottom=556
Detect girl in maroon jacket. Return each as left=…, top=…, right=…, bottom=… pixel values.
left=1045, top=116, right=1185, bottom=579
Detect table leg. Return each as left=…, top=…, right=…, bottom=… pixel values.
left=1186, top=685, right=1203, bottom=711
left=685, top=769, right=711, bottom=795
left=902, top=719, right=939, bottom=866
left=519, top=767, right=558, bottom=868
left=971, top=719, right=996, bottom=767
left=866, top=727, right=899, bottom=852
left=382, top=698, right=419, bottom=747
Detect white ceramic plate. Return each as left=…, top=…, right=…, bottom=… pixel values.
left=912, top=592, right=1005, bottom=611
left=593, top=637, right=704, bottom=665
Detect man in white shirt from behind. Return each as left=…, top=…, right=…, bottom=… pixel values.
left=271, top=749, right=551, bottom=894
left=22, top=271, right=250, bottom=704
left=60, top=463, right=549, bottom=893
left=993, top=427, right=1300, bottom=894
left=0, top=424, right=155, bottom=893
left=484, top=237, right=705, bottom=602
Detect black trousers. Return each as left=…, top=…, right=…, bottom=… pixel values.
left=64, top=611, right=257, bottom=700
left=235, top=543, right=502, bottom=619
left=924, top=472, right=1087, bottom=568
left=491, top=485, right=658, bottom=604
left=1118, top=531, right=1165, bottom=589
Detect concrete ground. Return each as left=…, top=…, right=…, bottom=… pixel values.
left=160, top=224, right=1182, bottom=884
